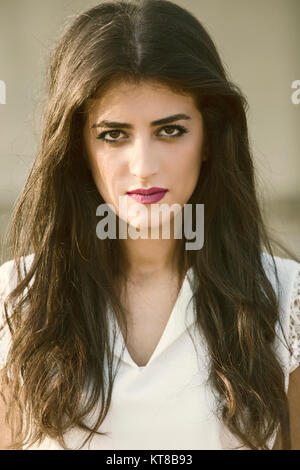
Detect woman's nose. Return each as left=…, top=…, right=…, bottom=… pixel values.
left=128, top=137, right=160, bottom=179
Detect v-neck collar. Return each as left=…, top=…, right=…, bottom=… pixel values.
left=107, top=267, right=196, bottom=370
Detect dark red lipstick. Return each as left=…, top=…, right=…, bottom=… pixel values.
left=127, top=187, right=168, bottom=204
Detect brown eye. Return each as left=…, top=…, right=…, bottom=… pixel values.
left=159, top=125, right=188, bottom=138
left=96, top=130, right=126, bottom=142
left=164, top=127, right=175, bottom=134
left=96, top=125, right=189, bottom=143
left=108, top=130, right=122, bottom=139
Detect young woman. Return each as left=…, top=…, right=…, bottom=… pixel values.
left=0, top=0, right=299, bottom=450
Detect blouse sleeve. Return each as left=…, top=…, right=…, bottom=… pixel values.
left=288, top=268, right=300, bottom=374
left=0, top=259, right=17, bottom=370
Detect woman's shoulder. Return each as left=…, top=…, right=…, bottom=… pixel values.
left=261, top=252, right=300, bottom=376
left=0, top=254, right=35, bottom=371
left=261, top=251, right=300, bottom=302
left=0, top=253, right=35, bottom=298
left=261, top=251, right=300, bottom=278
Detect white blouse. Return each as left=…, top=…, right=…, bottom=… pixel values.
left=0, top=252, right=300, bottom=450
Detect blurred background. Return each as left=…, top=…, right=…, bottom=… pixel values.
left=0, top=0, right=299, bottom=264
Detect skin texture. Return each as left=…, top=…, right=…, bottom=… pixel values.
left=83, top=79, right=206, bottom=280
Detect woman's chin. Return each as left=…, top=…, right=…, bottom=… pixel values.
left=125, top=219, right=178, bottom=240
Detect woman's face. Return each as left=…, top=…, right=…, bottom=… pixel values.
left=83, top=79, right=206, bottom=235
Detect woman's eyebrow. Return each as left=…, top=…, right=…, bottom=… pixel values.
left=91, top=113, right=191, bottom=129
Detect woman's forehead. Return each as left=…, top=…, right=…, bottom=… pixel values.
left=85, top=78, right=197, bottom=115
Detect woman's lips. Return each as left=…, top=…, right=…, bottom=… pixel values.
left=127, top=190, right=168, bottom=204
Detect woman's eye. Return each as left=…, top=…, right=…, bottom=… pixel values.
left=96, top=125, right=188, bottom=143
left=159, top=125, right=188, bottom=138
left=96, top=130, right=125, bottom=142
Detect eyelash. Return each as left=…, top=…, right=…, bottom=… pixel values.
left=96, top=125, right=189, bottom=143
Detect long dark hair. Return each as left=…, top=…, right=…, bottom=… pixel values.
left=1, top=0, right=299, bottom=450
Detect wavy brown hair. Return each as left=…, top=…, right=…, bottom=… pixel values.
left=1, top=0, right=299, bottom=450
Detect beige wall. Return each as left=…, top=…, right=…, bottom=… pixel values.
left=0, top=0, right=299, bottom=262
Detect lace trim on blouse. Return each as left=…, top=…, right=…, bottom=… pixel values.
left=289, top=269, right=300, bottom=373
